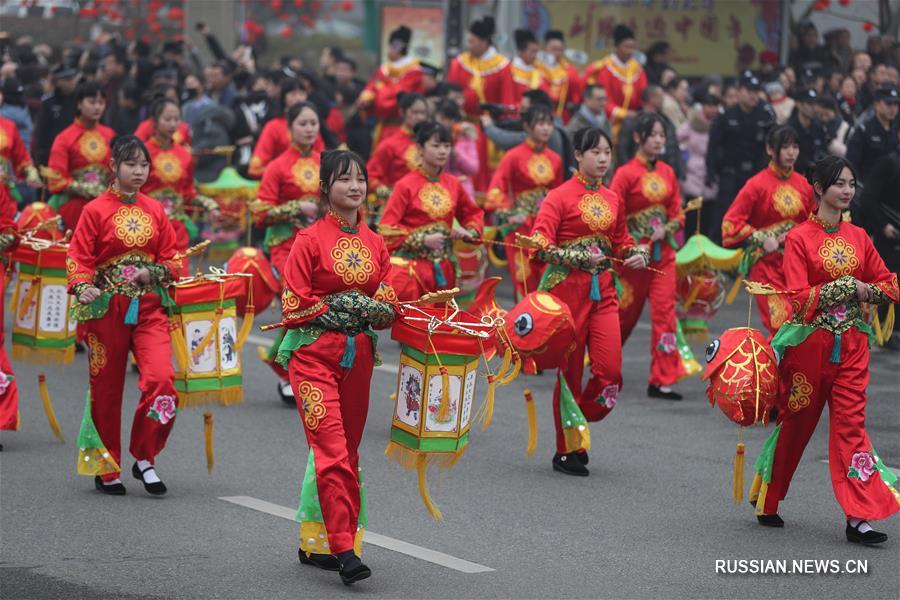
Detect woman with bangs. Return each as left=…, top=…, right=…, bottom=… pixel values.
left=276, top=150, right=400, bottom=584
left=485, top=103, right=564, bottom=300
left=750, top=156, right=899, bottom=545
left=378, top=122, right=484, bottom=301
left=528, top=127, right=648, bottom=476
left=611, top=112, right=687, bottom=401
left=722, top=125, right=816, bottom=336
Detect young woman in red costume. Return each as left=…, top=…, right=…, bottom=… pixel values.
left=43, top=81, right=115, bottom=231
left=0, top=111, right=42, bottom=209
left=67, top=135, right=181, bottom=496
left=610, top=113, right=686, bottom=401
left=0, top=184, right=19, bottom=450
left=276, top=150, right=399, bottom=584
left=253, top=101, right=322, bottom=402
left=485, top=103, right=563, bottom=299
left=378, top=122, right=484, bottom=301
left=529, top=127, right=648, bottom=476
left=142, top=98, right=220, bottom=274
left=365, top=93, right=428, bottom=210
left=722, top=126, right=816, bottom=336
left=248, top=79, right=326, bottom=179
left=750, top=156, right=899, bottom=544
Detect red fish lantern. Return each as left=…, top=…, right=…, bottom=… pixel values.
left=703, top=327, right=778, bottom=427
left=503, top=291, right=576, bottom=373
left=225, top=247, right=279, bottom=315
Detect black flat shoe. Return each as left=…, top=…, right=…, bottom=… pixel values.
left=298, top=548, right=341, bottom=571
left=846, top=522, right=887, bottom=545
left=94, top=475, right=126, bottom=495
left=648, top=384, right=683, bottom=401
left=576, top=450, right=589, bottom=465
left=552, top=452, right=589, bottom=476
left=338, top=555, right=371, bottom=585
left=757, top=513, right=784, bottom=527
left=278, top=381, right=295, bottom=405
left=132, top=462, right=167, bottom=495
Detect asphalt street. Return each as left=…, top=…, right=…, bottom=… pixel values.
left=1, top=266, right=898, bottom=600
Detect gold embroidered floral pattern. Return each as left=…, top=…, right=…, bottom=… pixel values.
left=0, top=129, right=7, bottom=152
left=78, top=130, right=107, bottom=163
left=772, top=185, right=802, bottom=218
left=281, top=288, right=301, bottom=311
left=154, top=151, right=183, bottom=184
left=298, top=381, right=326, bottom=431
left=618, top=277, right=634, bottom=309
left=578, top=193, right=613, bottom=231
left=817, top=236, right=859, bottom=278
left=403, top=144, right=420, bottom=172
left=787, top=372, right=812, bottom=412
left=641, top=172, right=668, bottom=203
left=87, top=333, right=107, bottom=376
left=418, top=182, right=452, bottom=219
left=330, top=236, right=375, bottom=286
left=374, top=281, right=398, bottom=303
left=527, top=153, right=555, bottom=185
left=768, top=294, right=789, bottom=330
left=291, top=158, right=319, bottom=194
left=112, top=206, right=153, bottom=247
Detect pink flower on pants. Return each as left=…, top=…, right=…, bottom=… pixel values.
left=848, top=451, right=875, bottom=482
left=600, top=384, right=618, bottom=408
left=147, top=395, right=177, bottom=425
left=0, top=370, right=11, bottom=396
left=657, top=332, right=677, bottom=354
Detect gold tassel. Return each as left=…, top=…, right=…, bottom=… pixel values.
left=683, top=282, right=703, bottom=310
left=725, top=273, right=743, bottom=305
left=256, top=345, right=269, bottom=363
left=498, top=353, right=521, bottom=385
left=882, top=303, right=895, bottom=342
left=437, top=367, right=451, bottom=422
left=234, top=305, right=255, bottom=351
left=524, top=389, right=538, bottom=456
left=416, top=454, right=443, bottom=520
left=38, top=373, right=64, bottom=443
left=169, top=319, right=190, bottom=372
left=191, top=312, right=221, bottom=362
left=872, top=308, right=884, bottom=345
left=733, top=441, right=745, bottom=505
left=18, top=279, right=39, bottom=321
left=204, top=411, right=214, bottom=474
left=479, top=374, right=495, bottom=431
left=755, top=482, right=769, bottom=516
left=495, top=346, right=512, bottom=381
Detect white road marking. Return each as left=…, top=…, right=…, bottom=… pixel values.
left=219, top=496, right=494, bottom=574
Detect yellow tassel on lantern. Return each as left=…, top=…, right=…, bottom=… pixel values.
left=733, top=441, right=745, bottom=505
left=234, top=304, right=255, bottom=351
left=524, top=389, right=538, bottom=456
left=882, top=303, right=895, bottom=342
left=416, top=454, right=443, bottom=520
left=437, top=367, right=451, bottom=422
left=38, top=373, right=64, bottom=443
left=496, top=347, right=512, bottom=380
left=169, top=319, right=190, bottom=372
left=256, top=345, right=269, bottom=363
left=498, top=352, right=521, bottom=385
left=204, top=411, right=214, bottom=474
left=725, top=274, right=743, bottom=305
left=18, top=280, right=39, bottom=321
left=479, top=374, right=496, bottom=431
left=683, top=282, right=703, bottom=310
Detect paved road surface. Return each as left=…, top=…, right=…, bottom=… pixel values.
left=2, top=269, right=898, bottom=599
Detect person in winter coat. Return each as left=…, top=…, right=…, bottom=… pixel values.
left=677, top=93, right=720, bottom=237
left=434, top=99, right=480, bottom=200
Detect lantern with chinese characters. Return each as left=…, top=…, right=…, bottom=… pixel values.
left=197, top=167, right=259, bottom=262
left=16, top=202, right=62, bottom=241
left=167, top=271, right=254, bottom=406
left=503, top=290, right=576, bottom=373
left=387, top=302, right=515, bottom=519
left=225, top=246, right=279, bottom=315
left=10, top=241, right=77, bottom=363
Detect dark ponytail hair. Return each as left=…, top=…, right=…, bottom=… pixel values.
left=522, top=103, right=554, bottom=129
left=414, top=121, right=452, bottom=146
left=398, top=92, right=426, bottom=113
left=319, top=149, right=367, bottom=205
left=766, top=125, right=800, bottom=163
left=633, top=112, right=666, bottom=144
left=279, top=77, right=307, bottom=113
left=805, top=155, right=857, bottom=199
left=573, top=127, right=612, bottom=155
left=286, top=101, right=320, bottom=129
left=110, top=134, right=151, bottom=165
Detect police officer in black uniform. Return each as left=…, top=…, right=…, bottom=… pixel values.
left=787, top=87, right=828, bottom=174
left=846, top=84, right=900, bottom=186
left=705, top=71, right=775, bottom=243
left=32, top=64, right=79, bottom=167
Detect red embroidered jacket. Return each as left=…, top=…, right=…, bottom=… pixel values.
left=584, top=56, right=647, bottom=126
left=44, top=118, right=115, bottom=197
left=134, top=118, right=192, bottom=147
left=0, top=115, right=35, bottom=183
left=446, top=48, right=516, bottom=116
left=609, top=154, right=684, bottom=245
left=485, top=141, right=563, bottom=214
left=366, top=127, right=418, bottom=193
left=248, top=118, right=326, bottom=178
left=143, top=137, right=197, bottom=218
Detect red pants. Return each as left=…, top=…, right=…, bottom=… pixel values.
left=551, top=271, right=623, bottom=454
left=617, top=246, right=683, bottom=386
left=0, top=266, right=18, bottom=431
left=58, top=197, right=90, bottom=232
left=504, top=228, right=541, bottom=301
left=747, top=256, right=791, bottom=338
left=86, top=294, right=177, bottom=480
left=288, top=331, right=374, bottom=554
left=389, top=257, right=456, bottom=302
left=762, top=328, right=900, bottom=520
